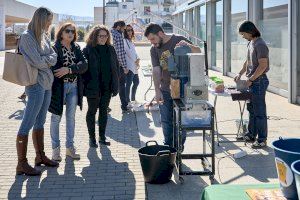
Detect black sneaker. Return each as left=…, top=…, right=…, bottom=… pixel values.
left=89, top=139, right=98, bottom=148
left=243, top=134, right=255, bottom=143
left=99, top=140, right=111, bottom=146
left=251, top=141, right=267, bottom=149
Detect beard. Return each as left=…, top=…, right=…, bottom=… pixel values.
left=157, top=36, right=163, bottom=48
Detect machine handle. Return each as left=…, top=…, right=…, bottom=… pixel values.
left=204, top=41, right=209, bottom=76
left=145, top=141, right=158, bottom=147
left=156, top=150, right=171, bottom=156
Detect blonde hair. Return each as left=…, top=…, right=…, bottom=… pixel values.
left=85, top=25, right=112, bottom=47
left=28, top=7, right=53, bottom=46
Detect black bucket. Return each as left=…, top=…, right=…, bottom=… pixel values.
left=138, top=141, right=177, bottom=184
left=272, top=138, right=300, bottom=199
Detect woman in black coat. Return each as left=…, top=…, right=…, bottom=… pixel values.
left=83, top=25, right=119, bottom=147
left=48, top=23, right=88, bottom=161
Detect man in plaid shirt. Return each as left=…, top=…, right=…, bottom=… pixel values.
left=111, top=20, right=129, bottom=112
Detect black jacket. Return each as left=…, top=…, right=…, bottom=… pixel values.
left=48, top=41, right=88, bottom=116
left=82, top=45, right=119, bottom=98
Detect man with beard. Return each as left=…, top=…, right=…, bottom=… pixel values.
left=144, top=23, right=201, bottom=149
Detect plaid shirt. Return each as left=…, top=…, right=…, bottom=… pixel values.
left=111, top=29, right=127, bottom=69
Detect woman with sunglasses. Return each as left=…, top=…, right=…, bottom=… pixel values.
left=48, top=22, right=88, bottom=161
left=124, top=24, right=140, bottom=107
left=83, top=25, right=119, bottom=147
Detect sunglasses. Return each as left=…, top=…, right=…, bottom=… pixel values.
left=65, top=29, right=75, bottom=34
left=98, top=34, right=108, bottom=38
left=126, top=29, right=133, bottom=32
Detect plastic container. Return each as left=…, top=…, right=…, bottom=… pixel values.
left=272, top=138, right=300, bottom=199
left=138, top=141, right=177, bottom=184
left=291, top=160, right=300, bottom=200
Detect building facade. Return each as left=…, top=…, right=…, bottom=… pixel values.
left=94, top=0, right=175, bottom=30
left=173, top=0, right=300, bottom=104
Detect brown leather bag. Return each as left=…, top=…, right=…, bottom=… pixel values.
left=2, top=40, right=38, bottom=86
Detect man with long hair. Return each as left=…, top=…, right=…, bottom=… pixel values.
left=235, top=21, right=270, bottom=148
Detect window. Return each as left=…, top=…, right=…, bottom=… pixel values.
left=144, top=6, right=150, bottom=15
left=230, top=0, right=248, bottom=74
left=164, top=7, right=170, bottom=12
left=215, top=0, right=223, bottom=69
left=259, top=0, right=288, bottom=90
left=122, top=5, right=127, bottom=9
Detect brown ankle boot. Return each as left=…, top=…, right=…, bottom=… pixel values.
left=32, top=129, right=59, bottom=167
left=16, top=135, right=41, bottom=176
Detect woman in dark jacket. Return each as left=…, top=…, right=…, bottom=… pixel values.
left=48, top=23, right=88, bottom=161
left=83, top=25, right=119, bottom=147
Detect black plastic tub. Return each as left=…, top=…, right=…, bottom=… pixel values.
left=138, top=141, right=177, bottom=184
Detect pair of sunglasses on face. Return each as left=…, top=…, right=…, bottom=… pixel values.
left=126, top=29, right=133, bottom=32
left=65, top=29, right=75, bottom=34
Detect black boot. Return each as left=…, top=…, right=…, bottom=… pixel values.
left=89, top=138, right=98, bottom=148
left=99, top=134, right=110, bottom=146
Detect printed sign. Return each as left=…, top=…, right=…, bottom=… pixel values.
left=275, top=157, right=293, bottom=187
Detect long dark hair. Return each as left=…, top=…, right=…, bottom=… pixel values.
left=238, top=20, right=261, bottom=37
left=124, top=24, right=135, bottom=41
left=85, top=25, right=112, bottom=47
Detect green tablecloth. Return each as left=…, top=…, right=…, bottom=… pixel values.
left=201, top=183, right=280, bottom=200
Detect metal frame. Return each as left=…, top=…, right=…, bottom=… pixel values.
left=173, top=99, right=215, bottom=179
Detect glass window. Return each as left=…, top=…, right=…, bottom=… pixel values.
left=199, top=4, right=206, bottom=48
left=230, top=0, right=248, bottom=74
left=259, top=0, right=288, bottom=90
left=215, top=0, right=223, bottom=69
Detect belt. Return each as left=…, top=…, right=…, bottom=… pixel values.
left=63, top=77, right=77, bottom=83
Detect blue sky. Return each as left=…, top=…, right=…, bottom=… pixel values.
left=17, top=0, right=102, bottom=17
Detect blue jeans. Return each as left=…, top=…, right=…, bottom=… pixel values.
left=18, top=83, right=51, bottom=135
left=159, top=90, right=186, bottom=147
left=50, top=82, right=78, bottom=149
left=247, top=75, right=269, bottom=142
left=125, top=70, right=140, bottom=102
left=119, top=69, right=128, bottom=110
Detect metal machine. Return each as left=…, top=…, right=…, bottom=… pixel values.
left=168, top=44, right=215, bottom=181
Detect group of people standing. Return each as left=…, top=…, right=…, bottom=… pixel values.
left=16, top=7, right=140, bottom=176
left=14, top=6, right=269, bottom=177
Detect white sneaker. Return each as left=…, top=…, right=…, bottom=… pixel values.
left=66, top=147, right=80, bottom=160
left=52, top=146, right=62, bottom=162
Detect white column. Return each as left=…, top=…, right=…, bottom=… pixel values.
left=289, top=0, right=299, bottom=103
left=206, top=1, right=216, bottom=68
left=0, top=0, right=5, bottom=50
left=223, top=0, right=231, bottom=75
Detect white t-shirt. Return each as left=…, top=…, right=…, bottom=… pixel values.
left=124, top=39, right=139, bottom=74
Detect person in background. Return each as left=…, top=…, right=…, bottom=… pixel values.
left=235, top=21, right=269, bottom=148
left=144, top=23, right=201, bottom=150
left=111, top=20, right=129, bottom=113
left=124, top=24, right=140, bottom=107
left=83, top=25, right=119, bottom=147
left=48, top=22, right=88, bottom=161
left=16, top=7, right=59, bottom=176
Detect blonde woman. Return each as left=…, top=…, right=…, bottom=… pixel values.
left=82, top=25, right=119, bottom=147
left=16, top=7, right=59, bottom=176
left=49, top=23, right=88, bottom=161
